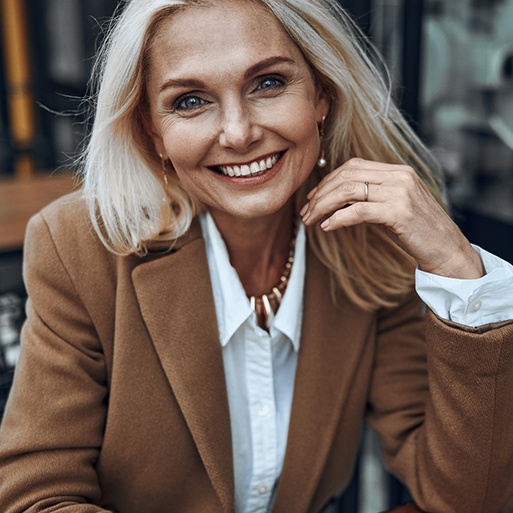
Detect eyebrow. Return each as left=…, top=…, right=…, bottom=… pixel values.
left=243, top=56, right=297, bottom=79
left=158, top=56, right=298, bottom=93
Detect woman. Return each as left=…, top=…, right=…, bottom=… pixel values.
left=0, top=0, right=512, bottom=512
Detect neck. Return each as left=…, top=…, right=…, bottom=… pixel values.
left=209, top=202, right=296, bottom=297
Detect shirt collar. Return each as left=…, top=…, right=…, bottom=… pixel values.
left=199, top=212, right=305, bottom=351
left=270, top=221, right=305, bottom=351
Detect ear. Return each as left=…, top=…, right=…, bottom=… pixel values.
left=138, top=102, right=167, bottom=158
left=315, top=88, right=330, bottom=124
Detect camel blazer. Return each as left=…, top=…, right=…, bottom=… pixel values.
left=1, top=192, right=512, bottom=513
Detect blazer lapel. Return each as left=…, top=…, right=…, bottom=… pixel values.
left=132, top=222, right=234, bottom=513
left=273, top=244, right=373, bottom=513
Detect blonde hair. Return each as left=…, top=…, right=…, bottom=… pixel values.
left=80, top=0, right=445, bottom=310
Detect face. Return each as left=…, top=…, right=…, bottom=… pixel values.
left=146, top=0, right=329, bottom=223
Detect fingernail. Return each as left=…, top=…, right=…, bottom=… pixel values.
left=307, top=187, right=317, bottom=200
left=300, top=204, right=308, bottom=216
left=321, top=219, right=330, bottom=230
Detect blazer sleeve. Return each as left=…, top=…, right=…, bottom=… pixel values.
left=366, top=291, right=513, bottom=513
left=0, top=213, right=112, bottom=512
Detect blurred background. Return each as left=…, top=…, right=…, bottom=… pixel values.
left=0, top=0, right=512, bottom=511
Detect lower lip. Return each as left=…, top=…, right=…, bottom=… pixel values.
left=210, top=153, right=286, bottom=186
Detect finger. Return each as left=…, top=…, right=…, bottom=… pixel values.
left=305, top=164, right=420, bottom=221
left=306, top=186, right=317, bottom=200
left=312, top=168, right=386, bottom=205
left=302, top=180, right=365, bottom=224
left=303, top=181, right=386, bottom=225
left=319, top=158, right=403, bottom=188
left=319, top=201, right=392, bottom=231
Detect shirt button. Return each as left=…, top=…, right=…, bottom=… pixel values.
left=257, top=485, right=269, bottom=495
left=470, top=299, right=482, bottom=312
left=254, top=402, right=270, bottom=416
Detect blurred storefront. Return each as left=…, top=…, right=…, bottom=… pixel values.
left=371, top=0, right=513, bottom=263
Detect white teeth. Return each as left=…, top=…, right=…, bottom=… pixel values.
left=218, top=153, right=280, bottom=177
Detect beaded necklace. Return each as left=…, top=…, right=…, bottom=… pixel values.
left=248, top=222, right=298, bottom=330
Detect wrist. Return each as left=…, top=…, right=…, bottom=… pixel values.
left=422, top=244, right=484, bottom=279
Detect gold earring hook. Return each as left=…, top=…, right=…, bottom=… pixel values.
left=159, top=153, right=169, bottom=186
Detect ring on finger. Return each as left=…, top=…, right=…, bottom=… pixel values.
left=363, top=181, right=369, bottom=202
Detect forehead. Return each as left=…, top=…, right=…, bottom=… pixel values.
left=147, top=0, right=306, bottom=78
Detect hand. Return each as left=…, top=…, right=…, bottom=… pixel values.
left=301, top=158, right=484, bottom=279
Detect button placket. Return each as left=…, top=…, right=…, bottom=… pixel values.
left=245, top=332, right=278, bottom=512
left=254, top=402, right=270, bottom=417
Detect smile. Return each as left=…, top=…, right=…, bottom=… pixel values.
left=216, top=153, right=282, bottom=177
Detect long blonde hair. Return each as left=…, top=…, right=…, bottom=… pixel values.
left=80, top=0, right=445, bottom=310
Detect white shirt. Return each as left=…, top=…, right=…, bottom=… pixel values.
left=200, top=212, right=513, bottom=513
left=416, top=244, right=513, bottom=326
left=200, top=212, right=305, bottom=513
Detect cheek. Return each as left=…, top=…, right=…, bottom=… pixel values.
left=171, top=168, right=211, bottom=205
left=173, top=168, right=195, bottom=190
left=293, top=115, right=322, bottom=163
left=277, top=100, right=320, bottom=147
left=162, top=125, right=211, bottom=168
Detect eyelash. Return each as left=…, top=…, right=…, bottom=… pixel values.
left=173, top=95, right=208, bottom=112
left=256, top=75, right=286, bottom=91
left=171, top=74, right=287, bottom=112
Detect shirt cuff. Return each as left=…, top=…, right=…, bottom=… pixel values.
left=415, top=245, right=513, bottom=327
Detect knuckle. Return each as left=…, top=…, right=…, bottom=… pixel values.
left=353, top=201, right=367, bottom=216
left=338, top=164, right=356, bottom=181
left=404, top=204, right=416, bottom=223
left=341, top=181, right=356, bottom=195
left=342, top=167, right=355, bottom=180
left=396, top=203, right=413, bottom=224
left=400, top=166, right=417, bottom=184
left=348, top=157, right=364, bottom=167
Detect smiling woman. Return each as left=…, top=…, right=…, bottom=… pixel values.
left=0, top=1, right=513, bottom=513
left=144, top=2, right=327, bottom=251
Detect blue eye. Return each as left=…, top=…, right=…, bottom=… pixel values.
left=174, top=95, right=206, bottom=111
left=258, top=76, right=284, bottom=91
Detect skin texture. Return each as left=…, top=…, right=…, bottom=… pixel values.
left=300, top=158, right=484, bottom=279
left=146, top=0, right=329, bottom=295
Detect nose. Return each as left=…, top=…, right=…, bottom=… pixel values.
left=218, top=102, right=262, bottom=152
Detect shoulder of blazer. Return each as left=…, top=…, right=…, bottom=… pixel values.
left=25, top=191, right=205, bottom=333
left=32, top=190, right=203, bottom=268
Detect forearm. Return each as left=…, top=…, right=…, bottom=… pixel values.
left=374, top=313, right=513, bottom=513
